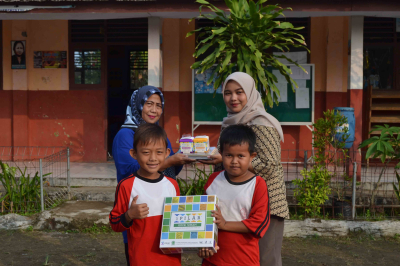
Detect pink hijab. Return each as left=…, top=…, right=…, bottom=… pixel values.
left=221, top=72, right=284, bottom=142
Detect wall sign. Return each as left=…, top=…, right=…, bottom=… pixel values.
left=11, top=41, right=26, bottom=69
left=34, top=51, right=67, bottom=68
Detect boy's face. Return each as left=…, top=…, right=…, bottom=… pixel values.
left=222, top=143, right=256, bottom=178
left=130, top=140, right=170, bottom=177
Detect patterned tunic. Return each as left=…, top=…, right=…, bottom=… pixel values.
left=215, top=125, right=289, bottom=219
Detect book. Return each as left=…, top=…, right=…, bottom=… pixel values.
left=159, top=195, right=218, bottom=254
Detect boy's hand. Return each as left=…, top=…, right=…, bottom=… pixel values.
left=211, top=205, right=227, bottom=230
left=198, top=153, right=222, bottom=165
left=126, top=196, right=149, bottom=221
left=197, top=246, right=219, bottom=259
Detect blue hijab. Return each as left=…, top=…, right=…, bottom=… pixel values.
left=120, top=86, right=177, bottom=178
left=121, top=86, right=165, bottom=129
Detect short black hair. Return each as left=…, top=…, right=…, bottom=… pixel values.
left=219, top=124, right=256, bottom=154
left=133, top=123, right=168, bottom=151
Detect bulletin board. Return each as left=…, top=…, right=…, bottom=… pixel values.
left=192, top=64, right=315, bottom=133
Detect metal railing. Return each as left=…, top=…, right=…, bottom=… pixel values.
left=0, top=146, right=70, bottom=214
left=177, top=149, right=400, bottom=220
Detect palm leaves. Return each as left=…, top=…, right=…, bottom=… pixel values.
left=188, top=0, right=308, bottom=107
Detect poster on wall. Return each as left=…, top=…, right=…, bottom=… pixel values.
left=11, top=41, right=26, bottom=69
left=33, top=51, right=67, bottom=68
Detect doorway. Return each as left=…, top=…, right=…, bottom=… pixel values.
left=107, top=45, right=148, bottom=154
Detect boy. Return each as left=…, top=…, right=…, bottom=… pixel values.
left=109, top=123, right=181, bottom=266
left=200, top=124, right=270, bottom=266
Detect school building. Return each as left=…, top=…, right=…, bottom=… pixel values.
left=0, top=0, right=399, bottom=162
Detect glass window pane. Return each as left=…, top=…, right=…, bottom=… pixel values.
left=75, top=72, right=82, bottom=84
left=130, top=51, right=148, bottom=90
left=74, top=49, right=101, bottom=85
left=130, top=69, right=148, bottom=90
left=84, top=69, right=101, bottom=84
left=364, top=47, right=393, bottom=89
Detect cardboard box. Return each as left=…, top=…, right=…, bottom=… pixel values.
left=159, top=195, right=218, bottom=254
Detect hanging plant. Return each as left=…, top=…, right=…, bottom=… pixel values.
left=187, top=0, right=309, bottom=107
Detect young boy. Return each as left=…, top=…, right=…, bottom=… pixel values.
left=200, top=124, right=270, bottom=266
left=109, top=123, right=181, bottom=266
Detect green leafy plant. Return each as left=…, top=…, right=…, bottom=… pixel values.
left=177, top=166, right=213, bottom=195
left=293, top=110, right=351, bottom=218
left=188, top=0, right=308, bottom=107
left=313, top=110, right=351, bottom=202
left=293, top=166, right=331, bottom=217
left=0, top=161, right=50, bottom=214
left=359, top=125, right=400, bottom=212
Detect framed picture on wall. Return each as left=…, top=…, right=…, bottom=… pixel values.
left=11, top=40, right=26, bottom=69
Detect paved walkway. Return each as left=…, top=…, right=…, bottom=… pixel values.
left=70, top=162, right=116, bottom=179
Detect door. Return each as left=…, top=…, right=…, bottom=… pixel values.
left=107, top=46, right=149, bottom=155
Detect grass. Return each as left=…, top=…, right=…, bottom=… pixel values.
left=80, top=223, right=113, bottom=234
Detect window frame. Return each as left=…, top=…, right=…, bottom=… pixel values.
left=129, top=50, right=148, bottom=91
left=69, top=43, right=107, bottom=90
left=68, top=21, right=107, bottom=90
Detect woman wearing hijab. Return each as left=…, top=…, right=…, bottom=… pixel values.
left=11, top=41, right=26, bottom=67
left=200, top=72, right=289, bottom=266
left=112, top=85, right=195, bottom=265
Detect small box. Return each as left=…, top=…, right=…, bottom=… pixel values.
left=160, top=195, right=218, bottom=254
left=194, top=136, right=209, bottom=153
left=179, top=137, right=194, bottom=154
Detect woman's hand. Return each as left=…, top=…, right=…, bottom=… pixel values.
left=198, top=153, right=222, bottom=165
left=167, top=153, right=196, bottom=167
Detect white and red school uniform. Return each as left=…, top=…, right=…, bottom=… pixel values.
left=109, top=173, right=181, bottom=266
left=203, top=170, right=270, bottom=266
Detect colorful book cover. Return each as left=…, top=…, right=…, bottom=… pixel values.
left=159, top=195, right=218, bottom=254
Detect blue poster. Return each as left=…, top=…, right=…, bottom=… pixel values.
left=194, top=67, right=222, bottom=94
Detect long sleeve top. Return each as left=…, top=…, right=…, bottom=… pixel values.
left=112, top=127, right=183, bottom=182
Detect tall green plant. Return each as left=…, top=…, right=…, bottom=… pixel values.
left=359, top=125, right=400, bottom=211
left=188, top=0, right=308, bottom=107
left=313, top=110, right=350, bottom=201
left=293, top=110, right=350, bottom=218
left=0, top=161, right=49, bottom=214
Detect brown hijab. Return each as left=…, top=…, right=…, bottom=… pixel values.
left=221, top=72, right=284, bottom=142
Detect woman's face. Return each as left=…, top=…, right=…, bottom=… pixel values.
left=141, top=94, right=163, bottom=123
left=15, top=43, right=24, bottom=56
left=223, top=80, right=248, bottom=113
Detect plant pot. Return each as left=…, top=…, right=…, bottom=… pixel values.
left=334, top=199, right=352, bottom=219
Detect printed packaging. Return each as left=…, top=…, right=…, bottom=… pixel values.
left=159, top=195, right=218, bottom=254
left=194, top=136, right=209, bottom=153
left=179, top=137, right=194, bottom=154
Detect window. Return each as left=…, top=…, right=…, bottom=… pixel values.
left=130, top=51, right=148, bottom=90
left=74, top=50, right=101, bottom=85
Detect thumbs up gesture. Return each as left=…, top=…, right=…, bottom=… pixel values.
left=126, top=195, right=150, bottom=221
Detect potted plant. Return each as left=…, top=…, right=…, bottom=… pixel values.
left=187, top=0, right=308, bottom=107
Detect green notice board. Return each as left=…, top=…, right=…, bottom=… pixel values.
left=192, top=64, right=314, bottom=127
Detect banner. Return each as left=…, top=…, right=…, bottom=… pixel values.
left=34, top=51, right=67, bottom=68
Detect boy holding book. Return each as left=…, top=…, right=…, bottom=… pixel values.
left=110, top=123, right=181, bottom=266
left=199, top=124, right=270, bottom=266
